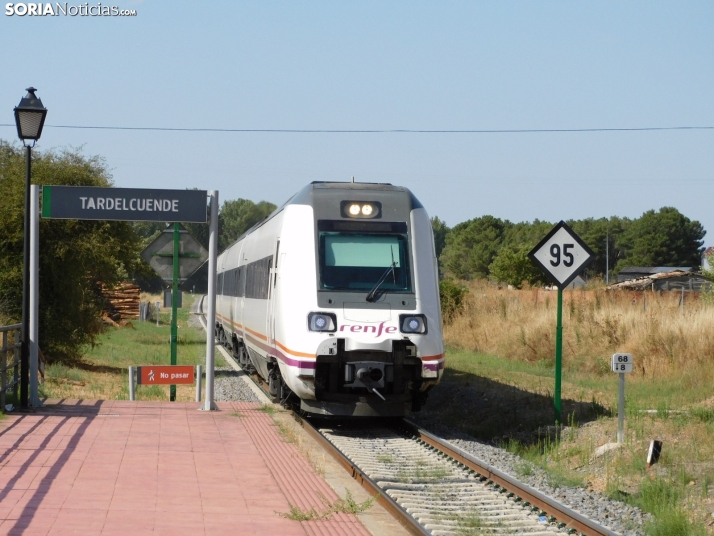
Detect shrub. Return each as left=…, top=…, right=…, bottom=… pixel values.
left=439, top=279, right=467, bottom=322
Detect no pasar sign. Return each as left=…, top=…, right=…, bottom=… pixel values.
left=137, top=365, right=195, bottom=385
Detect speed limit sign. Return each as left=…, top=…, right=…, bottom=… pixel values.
left=528, top=221, right=595, bottom=290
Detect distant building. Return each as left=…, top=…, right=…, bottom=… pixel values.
left=610, top=266, right=712, bottom=292
left=616, top=266, right=692, bottom=283
left=702, top=247, right=714, bottom=271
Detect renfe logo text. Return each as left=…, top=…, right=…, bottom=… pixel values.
left=339, top=322, right=398, bottom=337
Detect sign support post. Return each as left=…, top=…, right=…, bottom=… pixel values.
left=611, top=353, right=633, bottom=444
left=201, top=190, right=219, bottom=411
left=555, top=288, right=563, bottom=424
left=170, top=223, right=179, bottom=401
left=618, top=372, right=625, bottom=444
left=529, top=221, right=595, bottom=425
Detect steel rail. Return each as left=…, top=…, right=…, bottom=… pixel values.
left=398, top=420, right=617, bottom=536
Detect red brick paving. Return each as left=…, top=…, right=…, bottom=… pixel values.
left=0, top=400, right=372, bottom=535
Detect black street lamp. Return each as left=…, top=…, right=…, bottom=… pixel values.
left=14, top=87, right=47, bottom=409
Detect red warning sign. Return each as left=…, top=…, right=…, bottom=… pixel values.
left=137, top=365, right=195, bottom=385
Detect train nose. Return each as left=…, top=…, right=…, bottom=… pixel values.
left=356, top=367, right=383, bottom=383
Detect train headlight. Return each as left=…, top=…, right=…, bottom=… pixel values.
left=340, top=201, right=381, bottom=219
left=308, top=312, right=337, bottom=332
left=399, top=314, right=427, bottom=334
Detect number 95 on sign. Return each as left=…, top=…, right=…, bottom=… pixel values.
left=611, top=353, right=633, bottom=373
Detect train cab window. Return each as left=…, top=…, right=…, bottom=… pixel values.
left=318, top=233, right=412, bottom=292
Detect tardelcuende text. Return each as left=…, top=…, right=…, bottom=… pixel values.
left=79, top=197, right=181, bottom=213
left=5, top=3, right=137, bottom=16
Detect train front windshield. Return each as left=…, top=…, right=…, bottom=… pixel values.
left=318, top=233, right=412, bottom=292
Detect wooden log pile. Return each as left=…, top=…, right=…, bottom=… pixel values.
left=101, top=282, right=140, bottom=320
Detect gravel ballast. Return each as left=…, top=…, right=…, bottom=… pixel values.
left=213, top=366, right=261, bottom=403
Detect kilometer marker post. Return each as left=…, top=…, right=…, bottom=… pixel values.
left=528, top=221, right=595, bottom=425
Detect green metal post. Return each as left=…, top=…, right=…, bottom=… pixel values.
left=554, top=288, right=563, bottom=424
left=170, top=222, right=179, bottom=401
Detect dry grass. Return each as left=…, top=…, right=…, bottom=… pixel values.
left=435, top=280, right=714, bottom=533
left=445, top=280, right=714, bottom=382
left=270, top=409, right=328, bottom=477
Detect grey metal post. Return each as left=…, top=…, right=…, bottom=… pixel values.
left=128, top=366, right=135, bottom=401
left=617, top=372, right=625, bottom=444
left=29, top=185, right=41, bottom=407
left=196, top=365, right=202, bottom=402
left=20, top=145, right=31, bottom=408
left=156, top=301, right=161, bottom=326
left=202, top=190, right=219, bottom=411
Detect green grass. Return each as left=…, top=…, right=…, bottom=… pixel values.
left=257, top=403, right=276, bottom=415
left=46, top=363, right=89, bottom=383
left=444, top=347, right=712, bottom=534
left=82, top=298, right=208, bottom=369
left=445, top=347, right=713, bottom=414
left=627, top=475, right=707, bottom=536
left=39, top=294, right=227, bottom=401
left=278, top=490, right=375, bottom=521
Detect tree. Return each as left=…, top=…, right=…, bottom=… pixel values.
left=439, top=216, right=510, bottom=279
left=488, top=245, right=549, bottom=289
left=615, top=207, right=705, bottom=272
left=0, top=142, right=142, bottom=362
left=430, top=216, right=449, bottom=259
left=568, top=217, right=630, bottom=278
left=502, top=219, right=554, bottom=250
left=219, top=198, right=277, bottom=251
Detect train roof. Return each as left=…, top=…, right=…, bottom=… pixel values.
left=224, top=181, right=424, bottom=251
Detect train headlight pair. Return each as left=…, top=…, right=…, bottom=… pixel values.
left=308, top=312, right=337, bottom=332
left=399, top=314, right=427, bottom=334
left=341, top=201, right=381, bottom=219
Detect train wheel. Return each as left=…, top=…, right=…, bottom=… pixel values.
left=237, top=345, right=249, bottom=367
left=268, top=373, right=280, bottom=397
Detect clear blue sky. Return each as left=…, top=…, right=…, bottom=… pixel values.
left=2, top=2, right=713, bottom=244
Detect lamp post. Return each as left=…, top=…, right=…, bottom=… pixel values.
left=14, top=88, right=47, bottom=409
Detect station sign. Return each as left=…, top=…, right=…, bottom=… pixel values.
left=611, top=353, right=633, bottom=373
left=136, top=365, right=195, bottom=385
left=41, top=186, right=207, bottom=222
left=528, top=221, right=596, bottom=290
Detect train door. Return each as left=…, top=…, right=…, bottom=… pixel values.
left=267, top=240, right=280, bottom=346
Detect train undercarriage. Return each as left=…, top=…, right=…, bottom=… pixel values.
left=215, top=324, right=430, bottom=418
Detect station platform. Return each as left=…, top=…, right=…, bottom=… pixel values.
left=0, top=400, right=376, bottom=535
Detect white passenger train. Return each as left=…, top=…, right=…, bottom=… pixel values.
left=215, top=182, right=444, bottom=417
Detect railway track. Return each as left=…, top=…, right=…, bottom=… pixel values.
left=199, top=302, right=617, bottom=536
